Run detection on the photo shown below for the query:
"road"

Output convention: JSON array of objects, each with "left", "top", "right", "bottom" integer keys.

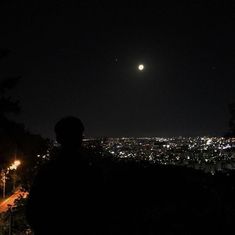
[{"left": 0, "top": 189, "right": 28, "bottom": 213}]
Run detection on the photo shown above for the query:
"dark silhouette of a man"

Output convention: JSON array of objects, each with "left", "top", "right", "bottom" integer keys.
[{"left": 26, "top": 116, "right": 104, "bottom": 234}]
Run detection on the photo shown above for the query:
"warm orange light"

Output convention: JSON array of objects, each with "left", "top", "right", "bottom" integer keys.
[
  {"left": 14, "top": 160, "right": 21, "bottom": 167},
  {"left": 9, "top": 160, "right": 21, "bottom": 170}
]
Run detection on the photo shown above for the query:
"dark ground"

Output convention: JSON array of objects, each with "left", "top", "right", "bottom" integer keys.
[
  {"left": 98, "top": 157, "right": 235, "bottom": 235},
  {"left": 8, "top": 150, "right": 235, "bottom": 235}
]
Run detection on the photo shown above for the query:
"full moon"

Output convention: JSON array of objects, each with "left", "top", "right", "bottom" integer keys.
[{"left": 138, "top": 64, "right": 144, "bottom": 71}]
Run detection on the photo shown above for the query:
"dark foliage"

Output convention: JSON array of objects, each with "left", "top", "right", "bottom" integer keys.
[{"left": 0, "top": 50, "right": 50, "bottom": 191}]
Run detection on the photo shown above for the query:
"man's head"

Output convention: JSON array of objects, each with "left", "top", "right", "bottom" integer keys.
[{"left": 54, "top": 116, "right": 84, "bottom": 149}]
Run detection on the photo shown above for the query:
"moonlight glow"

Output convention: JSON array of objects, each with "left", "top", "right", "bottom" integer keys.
[{"left": 138, "top": 64, "right": 144, "bottom": 71}]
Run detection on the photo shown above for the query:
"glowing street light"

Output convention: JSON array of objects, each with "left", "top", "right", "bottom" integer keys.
[
  {"left": 1, "top": 170, "right": 7, "bottom": 198},
  {"left": 8, "top": 160, "right": 21, "bottom": 170},
  {"left": 10, "top": 160, "right": 21, "bottom": 192},
  {"left": 1, "top": 160, "right": 22, "bottom": 198}
]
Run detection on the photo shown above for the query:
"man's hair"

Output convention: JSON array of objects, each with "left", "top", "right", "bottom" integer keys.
[{"left": 54, "top": 116, "right": 84, "bottom": 145}]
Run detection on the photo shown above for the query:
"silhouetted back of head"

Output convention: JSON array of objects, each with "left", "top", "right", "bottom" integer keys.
[{"left": 55, "top": 116, "right": 84, "bottom": 149}]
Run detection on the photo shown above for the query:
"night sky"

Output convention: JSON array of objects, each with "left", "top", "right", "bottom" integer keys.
[{"left": 0, "top": 1, "right": 234, "bottom": 138}]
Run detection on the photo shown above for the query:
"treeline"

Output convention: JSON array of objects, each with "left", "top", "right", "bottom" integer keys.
[
  {"left": 0, "top": 50, "right": 50, "bottom": 190},
  {"left": 0, "top": 50, "right": 50, "bottom": 234}
]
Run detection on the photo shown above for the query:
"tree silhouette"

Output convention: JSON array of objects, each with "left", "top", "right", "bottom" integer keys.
[
  {"left": 0, "top": 50, "right": 50, "bottom": 233},
  {"left": 0, "top": 73, "right": 23, "bottom": 165},
  {"left": 0, "top": 50, "right": 49, "bottom": 186}
]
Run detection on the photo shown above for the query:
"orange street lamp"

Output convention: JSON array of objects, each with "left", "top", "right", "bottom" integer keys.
[
  {"left": 8, "top": 160, "right": 21, "bottom": 192},
  {"left": 1, "top": 170, "right": 7, "bottom": 198},
  {"left": 9, "top": 160, "right": 21, "bottom": 171}
]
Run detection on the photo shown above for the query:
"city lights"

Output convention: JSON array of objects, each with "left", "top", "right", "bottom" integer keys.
[{"left": 84, "top": 137, "right": 235, "bottom": 174}]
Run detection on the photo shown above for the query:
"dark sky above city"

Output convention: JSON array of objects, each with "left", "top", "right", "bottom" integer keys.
[{"left": 0, "top": 1, "right": 234, "bottom": 138}]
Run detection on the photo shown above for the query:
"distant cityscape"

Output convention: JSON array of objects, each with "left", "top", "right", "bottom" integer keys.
[{"left": 83, "top": 137, "right": 235, "bottom": 174}]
